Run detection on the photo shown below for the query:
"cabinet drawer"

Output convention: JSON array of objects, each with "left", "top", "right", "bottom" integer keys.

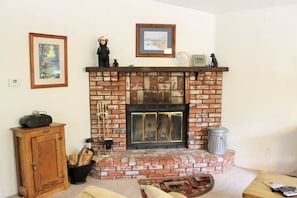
[
  {"left": 30, "top": 126, "right": 62, "bottom": 137},
  {"left": 12, "top": 123, "right": 65, "bottom": 137}
]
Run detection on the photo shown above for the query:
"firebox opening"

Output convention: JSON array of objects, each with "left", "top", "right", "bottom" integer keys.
[{"left": 126, "top": 104, "right": 188, "bottom": 150}]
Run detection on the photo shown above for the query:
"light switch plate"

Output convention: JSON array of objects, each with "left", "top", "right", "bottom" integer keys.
[{"left": 8, "top": 78, "right": 20, "bottom": 87}]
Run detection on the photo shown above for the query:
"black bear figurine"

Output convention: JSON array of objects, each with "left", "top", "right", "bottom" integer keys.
[{"left": 97, "top": 36, "right": 110, "bottom": 67}]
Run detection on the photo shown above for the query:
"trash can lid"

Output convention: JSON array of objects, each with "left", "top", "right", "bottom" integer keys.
[{"left": 208, "top": 126, "right": 228, "bottom": 134}]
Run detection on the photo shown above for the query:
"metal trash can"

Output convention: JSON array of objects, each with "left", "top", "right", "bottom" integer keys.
[{"left": 208, "top": 126, "right": 228, "bottom": 155}]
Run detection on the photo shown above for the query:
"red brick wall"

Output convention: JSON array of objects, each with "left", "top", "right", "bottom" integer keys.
[{"left": 88, "top": 71, "right": 223, "bottom": 152}]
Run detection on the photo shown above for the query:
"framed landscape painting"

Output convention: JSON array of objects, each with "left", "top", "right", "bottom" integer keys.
[
  {"left": 29, "top": 33, "right": 68, "bottom": 89},
  {"left": 136, "top": 23, "right": 176, "bottom": 58}
]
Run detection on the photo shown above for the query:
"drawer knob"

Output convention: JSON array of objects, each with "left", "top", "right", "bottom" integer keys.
[{"left": 32, "top": 162, "right": 37, "bottom": 170}]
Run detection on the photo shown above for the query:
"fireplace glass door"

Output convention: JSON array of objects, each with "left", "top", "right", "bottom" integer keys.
[
  {"left": 131, "top": 112, "right": 183, "bottom": 143},
  {"left": 126, "top": 104, "right": 188, "bottom": 149}
]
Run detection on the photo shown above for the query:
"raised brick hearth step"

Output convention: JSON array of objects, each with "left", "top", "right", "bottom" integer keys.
[{"left": 90, "top": 149, "right": 235, "bottom": 180}]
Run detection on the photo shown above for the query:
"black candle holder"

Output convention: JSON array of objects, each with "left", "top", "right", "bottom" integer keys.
[
  {"left": 104, "top": 138, "right": 113, "bottom": 150},
  {"left": 97, "top": 137, "right": 113, "bottom": 156}
]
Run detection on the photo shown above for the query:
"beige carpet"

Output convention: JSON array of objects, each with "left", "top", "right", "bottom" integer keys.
[
  {"left": 51, "top": 166, "right": 259, "bottom": 198},
  {"left": 287, "top": 170, "right": 297, "bottom": 178},
  {"left": 9, "top": 166, "right": 259, "bottom": 198}
]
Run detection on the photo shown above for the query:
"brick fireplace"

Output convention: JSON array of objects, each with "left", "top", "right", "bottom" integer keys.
[{"left": 86, "top": 66, "right": 234, "bottom": 179}]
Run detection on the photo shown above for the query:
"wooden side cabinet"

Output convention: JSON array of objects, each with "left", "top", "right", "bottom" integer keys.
[{"left": 11, "top": 123, "right": 68, "bottom": 198}]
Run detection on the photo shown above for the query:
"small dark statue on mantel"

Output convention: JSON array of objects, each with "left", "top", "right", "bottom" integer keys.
[
  {"left": 210, "top": 53, "right": 218, "bottom": 67},
  {"left": 97, "top": 36, "right": 110, "bottom": 67},
  {"left": 112, "top": 58, "right": 119, "bottom": 67}
]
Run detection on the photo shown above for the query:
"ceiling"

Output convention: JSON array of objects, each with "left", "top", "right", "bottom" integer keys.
[{"left": 154, "top": 0, "right": 297, "bottom": 14}]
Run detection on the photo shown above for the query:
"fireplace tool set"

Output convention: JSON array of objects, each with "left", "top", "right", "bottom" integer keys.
[{"left": 97, "top": 102, "right": 113, "bottom": 156}]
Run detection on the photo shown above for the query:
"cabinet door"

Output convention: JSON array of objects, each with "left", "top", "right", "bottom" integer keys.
[{"left": 31, "top": 132, "right": 65, "bottom": 192}]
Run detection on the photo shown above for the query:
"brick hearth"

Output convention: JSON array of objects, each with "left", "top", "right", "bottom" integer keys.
[
  {"left": 91, "top": 149, "right": 235, "bottom": 179},
  {"left": 86, "top": 66, "right": 232, "bottom": 179}
]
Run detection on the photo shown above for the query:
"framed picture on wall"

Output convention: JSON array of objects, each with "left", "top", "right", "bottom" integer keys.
[
  {"left": 136, "top": 23, "right": 176, "bottom": 58},
  {"left": 29, "top": 32, "right": 68, "bottom": 89}
]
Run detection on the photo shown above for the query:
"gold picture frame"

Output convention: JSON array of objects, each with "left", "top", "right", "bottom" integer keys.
[
  {"left": 136, "top": 23, "right": 176, "bottom": 58},
  {"left": 29, "top": 33, "right": 68, "bottom": 89}
]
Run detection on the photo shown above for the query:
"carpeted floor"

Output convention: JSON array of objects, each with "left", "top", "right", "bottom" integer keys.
[
  {"left": 287, "top": 170, "right": 297, "bottom": 178},
  {"left": 8, "top": 166, "right": 259, "bottom": 198}
]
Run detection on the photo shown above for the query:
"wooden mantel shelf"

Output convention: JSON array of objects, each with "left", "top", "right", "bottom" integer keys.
[{"left": 85, "top": 66, "right": 229, "bottom": 73}]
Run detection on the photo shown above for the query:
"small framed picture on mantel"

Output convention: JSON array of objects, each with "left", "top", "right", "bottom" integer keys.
[
  {"left": 192, "top": 54, "right": 206, "bottom": 67},
  {"left": 136, "top": 23, "right": 176, "bottom": 58}
]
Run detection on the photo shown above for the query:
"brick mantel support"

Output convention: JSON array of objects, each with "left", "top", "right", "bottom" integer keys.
[{"left": 86, "top": 67, "right": 228, "bottom": 152}]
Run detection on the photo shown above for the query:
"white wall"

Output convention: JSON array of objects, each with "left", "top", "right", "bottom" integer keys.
[
  {"left": 3, "top": 0, "right": 297, "bottom": 197},
  {"left": 217, "top": 4, "right": 297, "bottom": 173},
  {"left": 0, "top": 0, "right": 215, "bottom": 196}
]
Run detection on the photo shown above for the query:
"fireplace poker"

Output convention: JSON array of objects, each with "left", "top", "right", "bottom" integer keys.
[
  {"left": 96, "top": 102, "right": 102, "bottom": 139},
  {"left": 97, "top": 102, "right": 108, "bottom": 137}
]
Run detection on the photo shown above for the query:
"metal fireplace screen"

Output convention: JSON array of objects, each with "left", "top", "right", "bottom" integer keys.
[{"left": 126, "top": 104, "right": 188, "bottom": 149}]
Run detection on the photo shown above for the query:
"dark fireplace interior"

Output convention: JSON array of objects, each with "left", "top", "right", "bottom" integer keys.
[{"left": 126, "top": 104, "right": 188, "bottom": 149}]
